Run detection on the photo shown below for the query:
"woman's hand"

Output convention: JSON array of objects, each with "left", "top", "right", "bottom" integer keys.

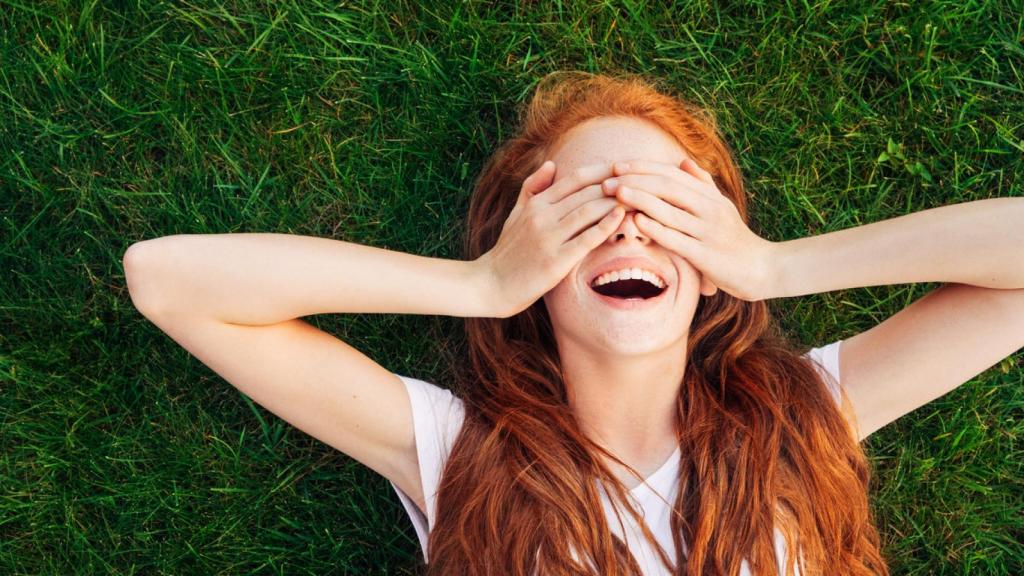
[
  {"left": 476, "top": 161, "right": 627, "bottom": 318},
  {"left": 601, "top": 158, "right": 777, "bottom": 302}
]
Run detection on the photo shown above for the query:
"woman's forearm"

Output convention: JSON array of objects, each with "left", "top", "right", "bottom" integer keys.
[
  {"left": 123, "top": 233, "right": 493, "bottom": 324},
  {"left": 765, "top": 197, "right": 1024, "bottom": 299}
]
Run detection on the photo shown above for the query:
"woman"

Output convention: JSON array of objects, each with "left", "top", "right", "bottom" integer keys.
[{"left": 123, "top": 71, "right": 1024, "bottom": 575}]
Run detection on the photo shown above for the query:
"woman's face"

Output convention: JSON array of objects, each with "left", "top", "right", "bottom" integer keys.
[{"left": 541, "top": 115, "right": 706, "bottom": 357}]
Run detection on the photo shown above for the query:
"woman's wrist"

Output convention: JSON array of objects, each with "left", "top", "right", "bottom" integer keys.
[
  {"left": 758, "top": 241, "right": 786, "bottom": 301},
  {"left": 467, "top": 253, "right": 504, "bottom": 318}
]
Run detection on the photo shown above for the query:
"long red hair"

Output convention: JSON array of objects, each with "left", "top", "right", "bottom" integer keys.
[{"left": 425, "top": 71, "right": 888, "bottom": 575}]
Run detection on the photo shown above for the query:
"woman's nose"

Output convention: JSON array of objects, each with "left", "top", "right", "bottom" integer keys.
[{"left": 608, "top": 208, "right": 650, "bottom": 244}]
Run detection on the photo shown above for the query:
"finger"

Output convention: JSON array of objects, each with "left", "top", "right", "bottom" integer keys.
[
  {"left": 552, "top": 184, "right": 607, "bottom": 222},
  {"left": 558, "top": 197, "right": 623, "bottom": 242},
  {"left": 604, "top": 173, "right": 712, "bottom": 219},
  {"left": 615, "top": 185, "right": 706, "bottom": 240},
  {"left": 680, "top": 158, "right": 716, "bottom": 186},
  {"left": 520, "top": 160, "right": 556, "bottom": 202},
  {"left": 562, "top": 205, "right": 626, "bottom": 260},
  {"left": 534, "top": 163, "right": 617, "bottom": 205},
  {"left": 633, "top": 211, "right": 703, "bottom": 261},
  {"left": 611, "top": 159, "right": 716, "bottom": 200}
]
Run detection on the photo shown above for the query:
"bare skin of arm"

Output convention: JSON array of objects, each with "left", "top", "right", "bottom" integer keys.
[
  {"left": 122, "top": 162, "right": 628, "bottom": 514},
  {"left": 764, "top": 197, "right": 1024, "bottom": 440}
]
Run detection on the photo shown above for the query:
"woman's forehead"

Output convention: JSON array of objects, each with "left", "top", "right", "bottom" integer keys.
[{"left": 547, "top": 116, "right": 689, "bottom": 180}]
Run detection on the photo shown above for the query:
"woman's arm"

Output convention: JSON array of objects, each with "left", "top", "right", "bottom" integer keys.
[
  {"left": 764, "top": 197, "right": 1024, "bottom": 299},
  {"left": 122, "top": 233, "right": 495, "bottom": 498},
  {"left": 124, "top": 233, "right": 495, "bottom": 325},
  {"left": 759, "top": 196, "right": 1024, "bottom": 439}
]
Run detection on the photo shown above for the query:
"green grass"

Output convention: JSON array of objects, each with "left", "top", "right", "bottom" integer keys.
[{"left": 1, "top": 0, "right": 1022, "bottom": 574}]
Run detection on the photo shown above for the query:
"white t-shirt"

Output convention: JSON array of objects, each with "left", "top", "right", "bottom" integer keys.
[{"left": 389, "top": 339, "right": 844, "bottom": 574}]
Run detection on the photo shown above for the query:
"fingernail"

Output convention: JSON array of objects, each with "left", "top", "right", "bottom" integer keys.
[{"left": 604, "top": 177, "right": 618, "bottom": 190}]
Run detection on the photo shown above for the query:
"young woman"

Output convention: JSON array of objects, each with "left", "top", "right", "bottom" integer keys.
[{"left": 123, "top": 71, "right": 1024, "bottom": 575}]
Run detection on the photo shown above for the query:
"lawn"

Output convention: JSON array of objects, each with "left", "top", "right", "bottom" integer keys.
[{"left": 1, "top": 1, "right": 1022, "bottom": 574}]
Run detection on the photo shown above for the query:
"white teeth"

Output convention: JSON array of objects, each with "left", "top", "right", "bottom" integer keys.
[{"left": 591, "top": 267, "right": 665, "bottom": 289}]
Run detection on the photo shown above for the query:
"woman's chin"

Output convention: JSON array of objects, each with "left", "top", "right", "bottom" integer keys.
[{"left": 582, "top": 325, "right": 677, "bottom": 356}]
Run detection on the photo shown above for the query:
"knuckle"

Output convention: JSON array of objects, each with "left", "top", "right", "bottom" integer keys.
[
  {"left": 589, "top": 198, "right": 615, "bottom": 217},
  {"left": 537, "top": 214, "right": 555, "bottom": 233},
  {"left": 524, "top": 208, "right": 544, "bottom": 230}
]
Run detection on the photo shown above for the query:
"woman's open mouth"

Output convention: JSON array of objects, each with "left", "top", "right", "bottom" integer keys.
[{"left": 589, "top": 277, "right": 669, "bottom": 309}]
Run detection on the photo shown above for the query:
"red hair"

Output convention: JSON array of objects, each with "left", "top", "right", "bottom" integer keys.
[{"left": 425, "top": 71, "right": 888, "bottom": 575}]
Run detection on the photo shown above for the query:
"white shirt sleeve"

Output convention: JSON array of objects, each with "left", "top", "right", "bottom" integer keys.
[
  {"left": 388, "top": 373, "right": 465, "bottom": 563},
  {"left": 802, "top": 339, "right": 844, "bottom": 407}
]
